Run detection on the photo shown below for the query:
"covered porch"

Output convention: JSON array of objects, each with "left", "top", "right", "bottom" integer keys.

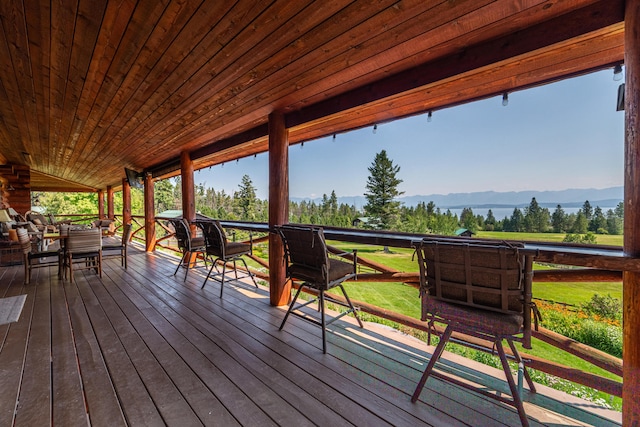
[{"left": 0, "top": 242, "right": 621, "bottom": 426}]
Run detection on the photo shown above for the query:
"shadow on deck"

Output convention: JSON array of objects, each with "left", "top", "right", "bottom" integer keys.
[{"left": 0, "top": 242, "right": 622, "bottom": 426}]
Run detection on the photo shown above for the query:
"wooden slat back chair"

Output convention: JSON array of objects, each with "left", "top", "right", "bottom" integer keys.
[
  {"left": 197, "top": 220, "right": 257, "bottom": 297},
  {"left": 64, "top": 227, "right": 102, "bottom": 282},
  {"left": 411, "top": 238, "right": 537, "bottom": 427},
  {"left": 275, "top": 224, "right": 364, "bottom": 353},
  {"left": 170, "top": 218, "right": 207, "bottom": 281},
  {"left": 102, "top": 223, "right": 132, "bottom": 269},
  {"left": 16, "top": 228, "right": 62, "bottom": 284}
]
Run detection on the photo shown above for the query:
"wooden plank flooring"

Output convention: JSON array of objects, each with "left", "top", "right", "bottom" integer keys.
[{"left": 0, "top": 243, "right": 622, "bottom": 426}]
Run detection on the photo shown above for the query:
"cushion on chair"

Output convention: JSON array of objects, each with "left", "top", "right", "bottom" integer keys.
[
  {"left": 423, "top": 296, "right": 523, "bottom": 336},
  {"left": 225, "top": 241, "right": 251, "bottom": 256},
  {"left": 289, "top": 258, "right": 354, "bottom": 290},
  {"left": 191, "top": 236, "right": 205, "bottom": 248}
]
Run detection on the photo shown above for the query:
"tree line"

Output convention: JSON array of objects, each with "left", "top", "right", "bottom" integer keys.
[{"left": 32, "top": 149, "right": 623, "bottom": 238}]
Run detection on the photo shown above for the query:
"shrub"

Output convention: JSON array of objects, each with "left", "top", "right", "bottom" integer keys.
[{"left": 580, "top": 294, "right": 622, "bottom": 322}]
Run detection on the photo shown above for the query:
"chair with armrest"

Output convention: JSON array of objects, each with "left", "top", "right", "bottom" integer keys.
[
  {"left": 411, "top": 238, "right": 538, "bottom": 427},
  {"left": 64, "top": 227, "right": 102, "bottom": 282},
  {"left": 16, "top": 228, "right": 62, "bottom": 284},
  {"left": 26, "top": 211, "right": 57, "bottom": 232},
  {"left": 102, "top": 223, "right": 132, "bottom": 268},
  {"left": 197, "top": 220, "right": 257, "bottom": 297},
  {"left": 275, "top": 224, "right": 363, "bottom": 353},
  {"left": 170, "top": 218, "right": 207, "bottom": 281}
]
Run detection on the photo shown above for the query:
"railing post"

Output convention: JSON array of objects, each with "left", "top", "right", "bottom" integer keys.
[
  {"left": 623, "top": 0, "right": 640, "bottom": 423},
  {"left": 144, "top": 172, "right": 156, "bottom": 252},
  {"left": 269, "top": 112, "right": 289, "bottom": 306}
]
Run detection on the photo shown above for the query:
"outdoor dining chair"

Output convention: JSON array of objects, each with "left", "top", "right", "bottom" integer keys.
[
  {"left": 102, "top": 223, "right": 132, "bottom": 269},
  {"left": 16, "top": 227, "right": 62, "bottom": 284},
  {"left": 170, "top": 218, "right": 207, "bottom": 281},
  {"left": 197, "top": 220, "right": 257, "bottom": 297},
  {"left": 63, "top": 227, "right": 102, "bottom": 282},
  {"left": 411, "top": 238, "right": 538, "bottom": 427},
  {"left": 275, "top": 224, "right": 363, "bottom": 353}
]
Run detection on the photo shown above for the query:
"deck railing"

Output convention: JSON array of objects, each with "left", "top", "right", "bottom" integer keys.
[{"left": 126, "top": 215, "right": 624, "bottom": 398}]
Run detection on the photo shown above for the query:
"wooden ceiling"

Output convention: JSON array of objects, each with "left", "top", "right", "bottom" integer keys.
[{"left": 0, "top": 0, "right": 625, "bottom": 192}]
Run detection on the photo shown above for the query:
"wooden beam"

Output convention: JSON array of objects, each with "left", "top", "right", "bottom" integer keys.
[
  {"left": 97, "top": 189, "right": 104, "bottom": 218},
  {"left": 268, "top": 112, "right": 289, "bottom": 306},
  {"left": 180, "top": 151, "right": 195, "bottom": 225},
  {"left": 106, "top": 186, "right": 114, "bottom": 219},
  {"left": 623, "top": 0, "right": 640, "bottom": 423},
  {"left": 122, "top": 177, "right": 131, "bottom": 226},
  {"left": 285, "top": 0, "right": 624, "bottom": 129},
  {"left": 144, "top": 173, "right": 155, "bottom": 252}
]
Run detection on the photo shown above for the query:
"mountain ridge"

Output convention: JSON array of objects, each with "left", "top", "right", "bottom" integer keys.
[{"left": 291, "top": 186, "right": 624, "bottom": 209}]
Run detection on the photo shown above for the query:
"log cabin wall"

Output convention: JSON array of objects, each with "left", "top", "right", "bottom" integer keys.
[{"left": 0, "top": 164, "right": 30, "bottom": 215}]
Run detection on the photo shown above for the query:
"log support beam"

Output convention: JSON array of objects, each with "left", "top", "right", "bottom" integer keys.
[
  {"left": 122, "top": 178, "right": 131, "bottom": 226},
  {"left": 624, "top": 0, "right": 640, "bottom": 423},
  {"left": 268, "top": 112, "right": 289, "bottom": 306},
  {"left": 144, "top": 173, "right": 155, "bottom": 252}
]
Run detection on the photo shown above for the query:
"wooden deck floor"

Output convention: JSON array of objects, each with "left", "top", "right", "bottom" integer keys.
[{"left": 0, "top": 242, "right": 622, "bottom": 426}]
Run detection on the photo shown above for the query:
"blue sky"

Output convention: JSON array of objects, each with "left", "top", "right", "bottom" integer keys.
[{"left": 194, "top": 69, "right": 625, "bottom": 201}]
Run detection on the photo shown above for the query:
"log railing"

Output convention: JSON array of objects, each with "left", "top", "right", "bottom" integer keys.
[{"left": 125, "top": 217, "right": 625, "bottom": 398}]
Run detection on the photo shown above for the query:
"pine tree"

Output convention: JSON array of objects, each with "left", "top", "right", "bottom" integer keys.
[{"left": 363, "top": 150, "right": 404, "bottom": 230}]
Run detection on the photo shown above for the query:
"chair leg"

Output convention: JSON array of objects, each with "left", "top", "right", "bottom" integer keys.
[
  {"left": 279, "top": 284, "right": 304, "bottom": 331},
  {"left": 412, "top": 325, "right": 453, "bottom": 402},
  {"left": 239, "top": 257, "right": 258, "bottom": 288},
  {"left": 319, "top": 290, "right": 327, "bottom": 354},
  {"left": 507, "top": 339, "right": 536, "bottom": 393},
  {"left": 496, "top": 340, "right": 530, "bottom": 427},
  {"left": 174, "top": 251, "right": 187, "bottom": 276},
  {"left": 337, "top": 284, "right": 363, "bottom": 328},
  {"left": 219, "top": 262, "right": 227, "bottom": 298},
  {"left": 201, "top": 260, "right": 217, "bottom": 289}
]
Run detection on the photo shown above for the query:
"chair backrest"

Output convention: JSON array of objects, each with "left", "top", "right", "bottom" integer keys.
[
  {"left": 198, "top": 221, "right": 226, "bottom": 257},
  {"left": 170, "top": 218, "right": 194, "bottom": 251},
  {"left": 16, "top": 227, "right": 32, "bottom": 254},
  {"left": 416, "top": 238, "right": 535, "bottom": 346},
  {"left": 121, "top": 223, "right": 133, "bottom": 245},
  {"left": 66, "top": 228, "right": 101, "bottom": 253},
  {"left": 276, "top": 225, "right": 329, "bottom": 280}
]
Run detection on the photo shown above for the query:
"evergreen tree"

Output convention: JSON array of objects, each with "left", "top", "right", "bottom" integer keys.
[
  {"left": 507, "top": 208, "right": 524, "bottom": 232},
  {"left": 234, "top": 174, "right": 257, "bottom": 220},
  {"left": 363, "top": 150, "right": 404, "bottom": 230},
  {"left": 484, "top": 209, "right": 496, "bottom": 231},
  {"left": 582, "top": 200, "right": 593, "bottom": 220},
  {"left": 571, "top": 210, "right": 588, "bottom": 234},
  {"left": 551, "top": 205, "right": 567, "bottom": 233},
  {"left": 589, "top": 206, "right": 607, "bottom": 233},
  {"left": 459, "top": 207, "right": 477, "bottom": 232},
  {"left": 606, "top": 209, "right": 622, "bottom": 235},
  {"left": 523, "top": 197, "right": 549, "bottom": 232}
]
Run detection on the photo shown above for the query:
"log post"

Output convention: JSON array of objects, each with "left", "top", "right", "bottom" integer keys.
[
  {"left": 107, "top": 185, "right": 114, "bottom": 220},
  {"left": 181, "top": 151, "right": 197, "bottom": 266},
  {"left": 181, "top": 151, "right": 196, "bottom": 226},
  {"left": 268, "top": 112, "right": 289, "bottom": 306},
  {"left": 144, "top": 173, "right": 156, "bottom": 252},
  {"left": 122, "top": 178, "right": 131, "bottom": 226},
  {"left": 97, "top": 189, "right": 104, "bottom": 219},
  {"left": 623, "top": 0, "right": 640, "bottom": 423}
]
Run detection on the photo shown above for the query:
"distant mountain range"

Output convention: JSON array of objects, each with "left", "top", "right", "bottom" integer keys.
[{"left": 291, "top": 186, "right": 624, "bottom": 210}]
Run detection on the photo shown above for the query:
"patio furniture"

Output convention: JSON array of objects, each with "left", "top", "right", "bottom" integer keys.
[
  {"left": 170, "top": 218, "right": 207, "bottom": 281},
  {"left": 197, "top": 220, "right": 257, "bottom": 297},
  {"left": 411, "top": 238, "right": 537, "bottom": 427},
  {"left": 275, "top": 224, "right": 363, "bottom": 353},
  {"left": 63, "top": 227, "right": 102, "bottom": 282},
  {"left": 16, "top": 227, "right": 62, "bottom": 284},
  {"left": 102, "top": 223, "right": 132, "bottom": 269}
]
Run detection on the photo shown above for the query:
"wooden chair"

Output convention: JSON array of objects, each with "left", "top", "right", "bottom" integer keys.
[
  {"left": 275, "top": 224, "right": 363, "bottom": 353},
  {"left": 63, "top": 228, "right": 102, "bottom": 282},
  {"left": 411, "top": 238, "right": 537, "bottom": 427},
  {"left": 16, "top": 228, "right": 62, "bottom": 284},
  {"left": 197, "top": 220, "right": 257, "bottom": 297},
  {"left": 170, "top": 218, "right": 207, "bottom": 281},
  {"left": 102, "top": 223, "right": 132, "bottom": 269}
]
